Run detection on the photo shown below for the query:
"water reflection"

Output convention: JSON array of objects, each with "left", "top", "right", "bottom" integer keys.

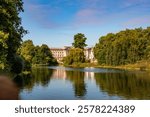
[
  {"left": 13, "top": 67, "right": 150, "bottom": 100},
  {"left": 95, "top": 72, "right": 150, "bottom": 99},
  {"left": 66, "top": 71, "right": 86, "bottom": 99},
  {"left": 32, "top": 67, "right": 53, "bottom": 87}
]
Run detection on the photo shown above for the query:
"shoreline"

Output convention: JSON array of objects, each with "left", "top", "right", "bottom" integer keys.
[{"left": 63, "top": 61, "right": 150, "bottom": 71}]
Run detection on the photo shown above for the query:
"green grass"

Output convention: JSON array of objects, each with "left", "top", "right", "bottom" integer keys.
[
  {"left": 95, "top": 60, "right": 150, "bottom": 71},
  {"left": 64, "top": 62, "right": 98, "bottom": 68},
  {"left": 63, "top": 60, "right": 150, "bottom": 71}
]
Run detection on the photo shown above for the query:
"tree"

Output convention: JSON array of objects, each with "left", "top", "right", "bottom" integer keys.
[
  {"left": 39, "top": 44, "right": 54, "bottom": 65},
  {"left": 18, "top": 40, "right": 35, "bottom": 71},
  {"left": 72, "top": 33, "right": 87, "bottom": 49},
  {"left": 32, "top": 46, "right": 41, "bottom": 64},
  {"left": 32, "top": 44, "right": 58, "bottom": 65},
  {"left": 19, "top": 40, "right": 35, "bottom": 63},
  {"left": 63, "top": 33, "right": 87, "bottom": 65},
  {"left": 0, "top": 0, "right": 27, "bottom": 70},
  {"left": 10, "top": 55, "right": 24, "bottom": 74},
  {"left": 18, "top": 40, "right": 58, "bottom": 69},
  {"left": 94, "top": 27, "right": 150, "bottom": 66},
  {"left": 0, "top": 31, "right": 9, "bottom": 68},
  {"left": 63, "top": 48, "right": 85, "bottom": 65}
]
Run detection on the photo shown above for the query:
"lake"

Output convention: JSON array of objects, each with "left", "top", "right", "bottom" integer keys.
[{"left": 13, "top": 66, "right": 150, "bottom": 100}]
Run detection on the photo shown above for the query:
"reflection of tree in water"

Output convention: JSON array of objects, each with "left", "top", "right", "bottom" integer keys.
[
  {"left": 14, "top": 67, "right": 53, "bottom": 91},
  {"left": 66, "top": 70, "right": 86, "bottom": 98},
  {"left": 32, "top": 67, "right": 53, "bottom": 86},
  {"left": 95, "top": 72, "right": 150, "bottom": 99},
  {"left": 13, "top": 73, "right": 33, "bottom": 91}
]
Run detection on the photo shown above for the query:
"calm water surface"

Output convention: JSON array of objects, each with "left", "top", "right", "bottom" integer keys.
[{"left": 13, "top": 66, "right": 150, "bottom": 100}]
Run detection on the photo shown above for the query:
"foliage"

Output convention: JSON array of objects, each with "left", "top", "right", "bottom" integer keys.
[
  {"left": 32, "top": 44, "right": 58, "bottom": 65},
  {"left": 64, "top": 33, "right": 87, "bottom": 65},
  {"left": 10, "top": 55, "right": 24, "bottom": 74},
  {"left": 72, "top": 33, "right": 87, "bottom": 49},
  {"left": 0, "top": 31, "right": 8, "bottom": 68},
  {"left": 94, "top": 27, "right": 150, "bottom": 66},
  {"left": 31, "top": 46, "right": 41, "bottom": 65},
  {"left": 63, "top": 48, "right": 85, "bottom": 65},
  {"left": 0, "top": 0, "right": 27, "bottom": 73},
  {"left": 18, "top": 40, "right": 58, "bottom": 66},
  {"left": 19, "top": 40, "right": 34, "bottom": 62}
]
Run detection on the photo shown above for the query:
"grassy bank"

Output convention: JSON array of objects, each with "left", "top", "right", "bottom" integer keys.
[
  {"left": 64, "top": 60, "right": 150, "bottom": 71},
  {"left": 104, "top": 61, "right": 150, "bottom": 71},
  {"left": 63, "top": 63, "right": 98, "bottom": 68}
]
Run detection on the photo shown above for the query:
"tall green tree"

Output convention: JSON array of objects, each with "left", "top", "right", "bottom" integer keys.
[
  {"left": 94, "top": 27, "right": 150, "bottom": 66},
  {"left": 32, "top": 44, "right": 58, "bottom": 65},
  {"left": 38, "top": 44, "right": 54, "bottom": 65},
  {"left": 72, "top": 33, "right": 87, "bottom": 49},
  {"left": 0, "top": 0, "right": 27, "bottom": 69},
  {"left": 18, "top": 40, "right": 35, "bottom": 71},
  {"left": 32, "top": 46, "right": 41, "bottom": 64},
  {"left": 19, "top": 40, "right": 35, "bottom": 63},
  {"left": 18, "top": 40, "right": 58, "bottom": 66},
  {"left": 63, "top": 48, "right": 85, "bottom": 65}
]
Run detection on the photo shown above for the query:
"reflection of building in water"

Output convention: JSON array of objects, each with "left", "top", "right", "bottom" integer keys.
[
  {"left": 51, "top": 69, "right": 67, "bottom": 80},
  {"left": 84, "top": 72, "right": 95, "bottom": 80},
  {"left": 50, "top": 46, "right": 95, "bottom": 63},
  {"left": 51, "top": 69, "right": 95, "bottom": 81}
]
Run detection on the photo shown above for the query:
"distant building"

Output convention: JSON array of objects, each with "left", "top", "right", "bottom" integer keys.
[
  {"left": 84, "top": 47, "right": 94, "bottom": 62},
  {"left": 50, "top": 46, "right": 95, "bottom": 63},
  {"left": 50, "top": 46, "right": 70, "bottom": 62}
]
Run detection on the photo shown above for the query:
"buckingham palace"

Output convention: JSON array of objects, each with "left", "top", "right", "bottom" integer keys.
[{"left": 50, "top": 46, "right": 95, "bottom": 63}]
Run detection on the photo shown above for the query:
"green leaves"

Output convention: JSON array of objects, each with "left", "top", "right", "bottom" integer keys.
[
  {"left": 72, "top": 33, "right": 87, "bottom": 49},
  {"left": 0, "top": 0, "right": 27, "bottom": 71},
  {"left": 64, "top": 33, "right": 87, "bottom": 65},
  {"left": 94, "top": 27, "right": 150, "bottom": 66},
  {"left": 63, "top": 48, "right": 85, "bottom": 65},
  {"left": 0, "top": 31, "right": 8, "bottom": 48},
  {"left": 19, "top": 40, "right": 58, "bottom": 66},
  {"left": 19, "top": 40, "right": 35, "bottom": 62},
  {"left": 0, "top": 31, "right": 8, "bottom": 68}
]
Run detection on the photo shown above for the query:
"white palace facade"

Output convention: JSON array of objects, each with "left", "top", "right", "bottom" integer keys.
[{"left": 50, "top": 46, "right": 95, "bottom": 63}]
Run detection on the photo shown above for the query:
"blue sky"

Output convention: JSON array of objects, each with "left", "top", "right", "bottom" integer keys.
[{"left": 21, "top": 0, "right": 150, "bottom": 47}]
